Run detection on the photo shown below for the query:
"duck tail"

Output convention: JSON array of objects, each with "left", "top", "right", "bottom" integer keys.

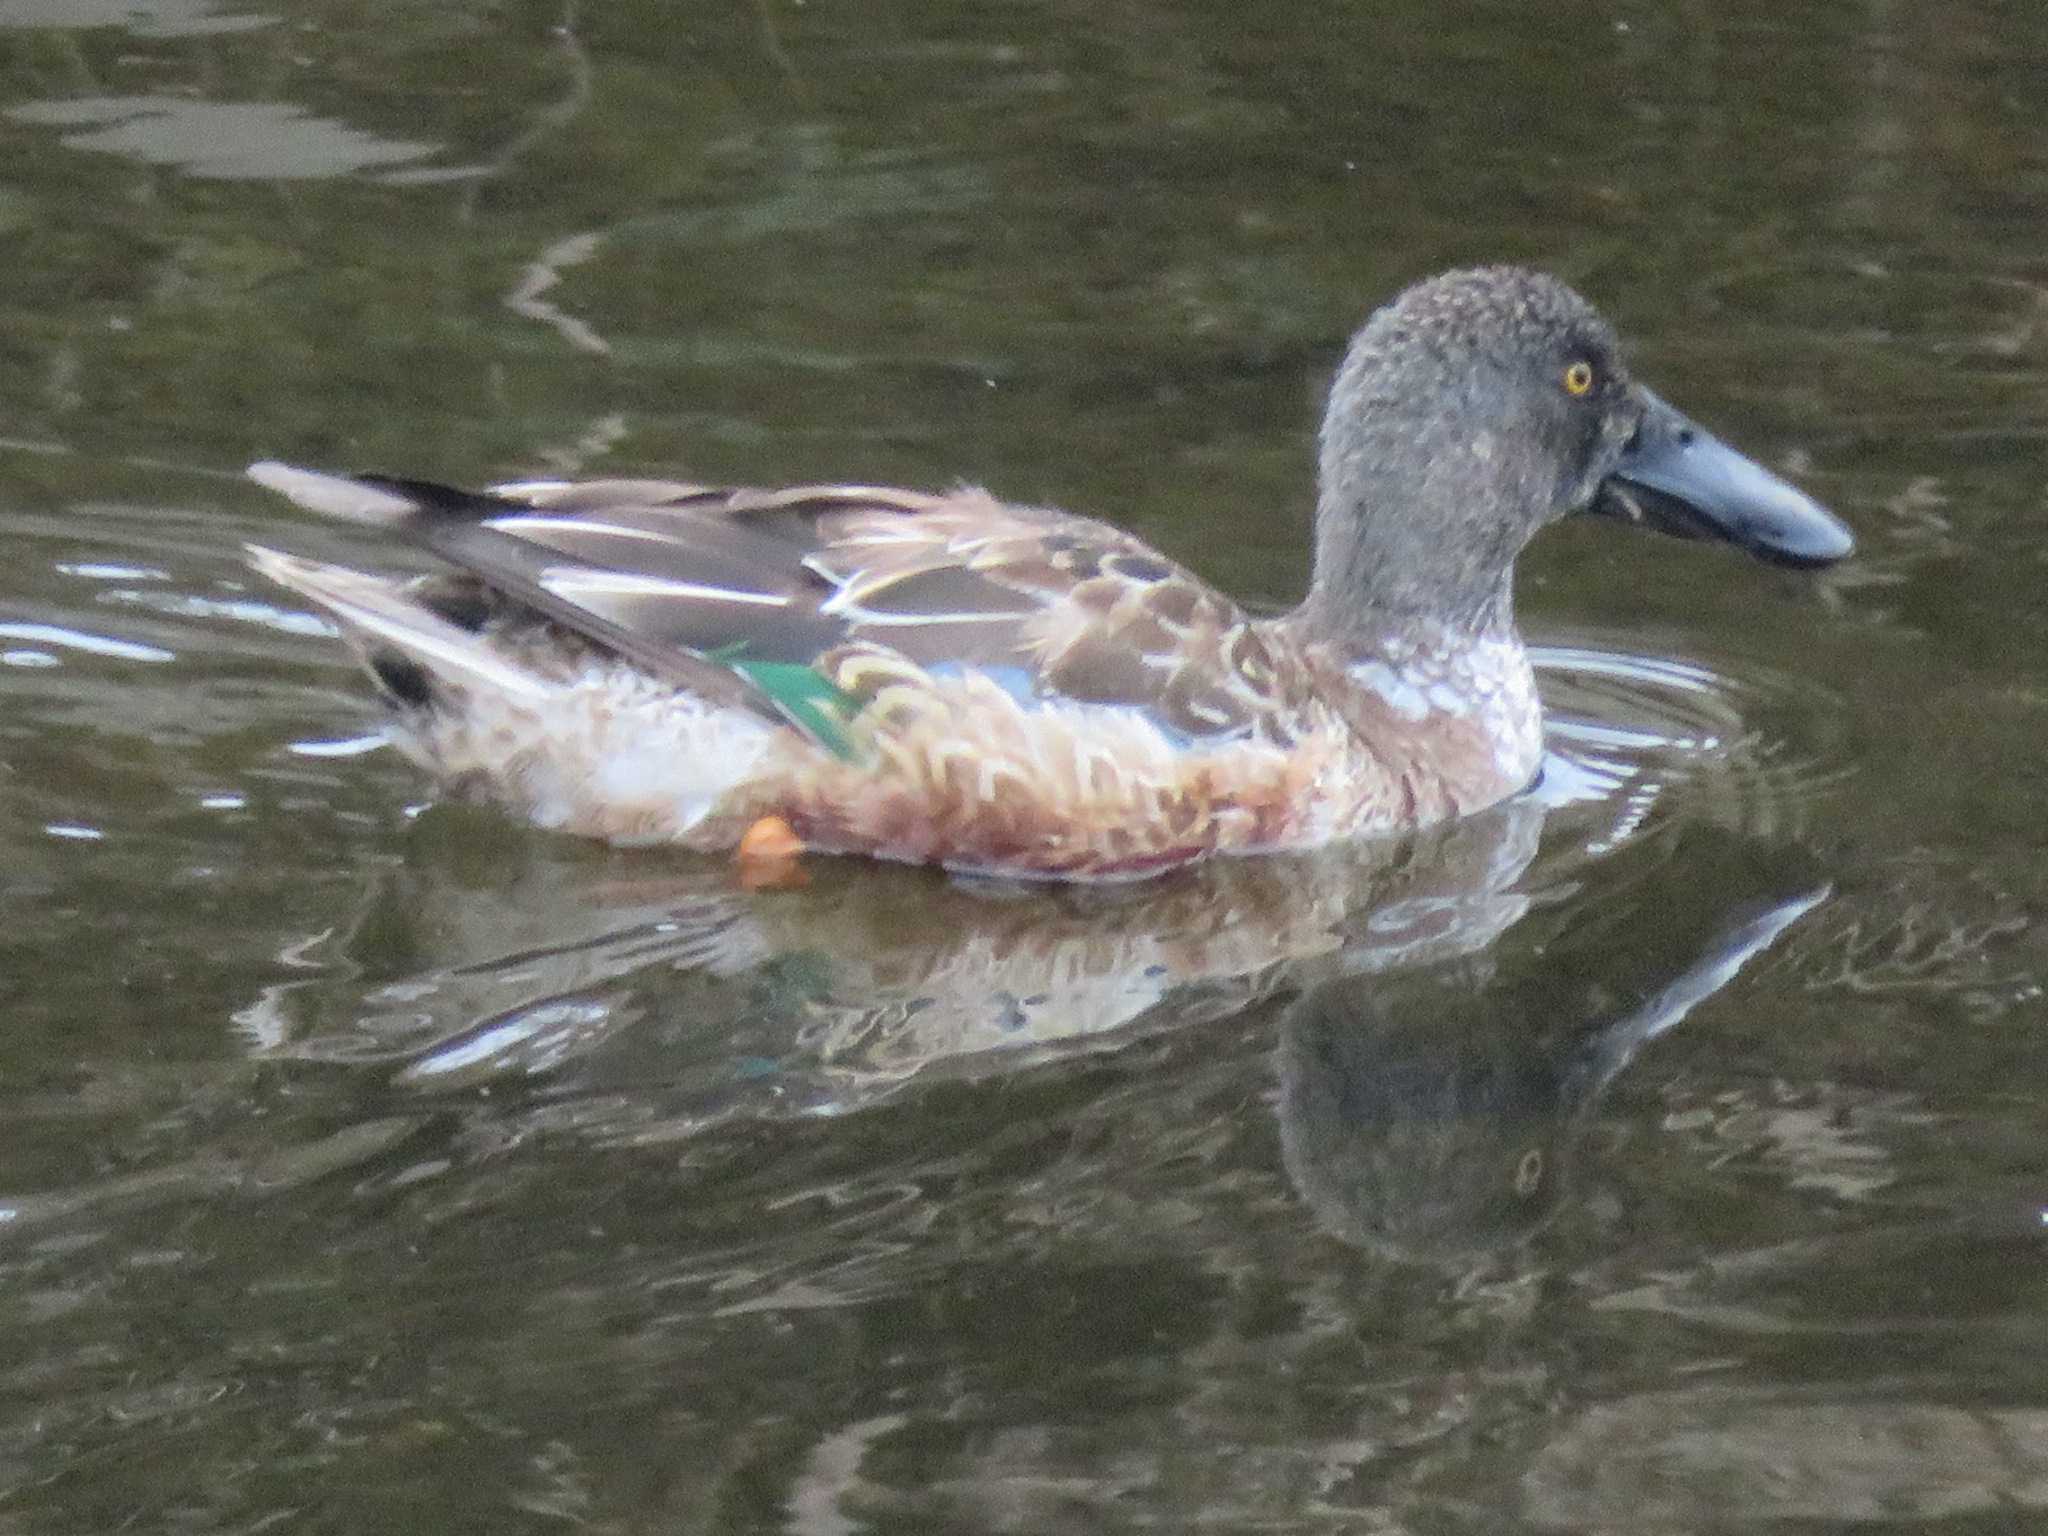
[
  {"left": 247, "top": 461, "right": 517, "bottom": 530},
  {"left": 246, "top": 462, "right": 429, "bottom": 525},
  {"left": 245, "top": 544, "right": 555, "bottom": 708}
]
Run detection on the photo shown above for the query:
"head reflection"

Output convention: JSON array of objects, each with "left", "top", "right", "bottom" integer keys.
[{"left": 1277, "top": 880, "right": 1828, "bottom": 1263}]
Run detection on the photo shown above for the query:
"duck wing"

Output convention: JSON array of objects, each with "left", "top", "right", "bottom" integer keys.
[{"left": 248, "top": 464, "right": 1294, "bottom": 746}]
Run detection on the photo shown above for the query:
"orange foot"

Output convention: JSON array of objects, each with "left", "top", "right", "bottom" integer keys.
[{"left": 736, "top": 814, "right": 808, "bottom": 890}]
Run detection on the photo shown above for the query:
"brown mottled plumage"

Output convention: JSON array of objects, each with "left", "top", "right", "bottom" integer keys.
[{"left": 246, "top": 267, "right": 1852, "bottom": 879}]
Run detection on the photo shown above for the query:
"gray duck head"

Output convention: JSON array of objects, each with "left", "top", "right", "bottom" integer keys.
[{"left": 1304, "top": 266, "right": 1853, "bottom": 641}]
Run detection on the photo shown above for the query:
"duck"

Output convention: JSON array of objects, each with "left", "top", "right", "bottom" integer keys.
[{"left": 245, "top": 265, "right": 1853, "bottom": 881}]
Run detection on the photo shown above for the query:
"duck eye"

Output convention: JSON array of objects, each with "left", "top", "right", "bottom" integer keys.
[{"left": 1563, "top": 360, "right": 1595, "bottom": 397}]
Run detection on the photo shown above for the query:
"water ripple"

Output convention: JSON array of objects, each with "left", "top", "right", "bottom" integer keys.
[
  {"left": 1535, "top": 631, "right": 1854, "bottom": 844},
  {"left": 0, "top": 621, "right": 174, "bottom": 663}
]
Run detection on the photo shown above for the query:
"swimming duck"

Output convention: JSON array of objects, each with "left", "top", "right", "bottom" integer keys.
[{"left": 246, "top": 266, "right": 1852, "bottom": 880}]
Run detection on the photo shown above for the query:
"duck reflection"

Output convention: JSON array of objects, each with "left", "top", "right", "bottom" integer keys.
[
  {"left": 1277, "top": 867, "right": 1828, "bottom": 1261},
  {"left": 240, "top": 748, "right": 1828, "bottom": 1172},
  {"left": 245, "top": 790, "right": 1551, "bottom": 1099}
]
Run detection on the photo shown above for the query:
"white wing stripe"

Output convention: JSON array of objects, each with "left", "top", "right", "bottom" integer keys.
[
  {"left": 486, "top": 516, "right": 687, "bottom": 545},
  {"left": 541, "top": 569, "right": 790, "bottom": 606},
  {"left": 822, "top": 603, "right": 1024, "bottom": 627}
]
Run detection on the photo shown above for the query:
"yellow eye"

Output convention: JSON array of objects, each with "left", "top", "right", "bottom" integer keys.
[{"left": 1563, "top": 360, "right": 1595, "bottom": 397}]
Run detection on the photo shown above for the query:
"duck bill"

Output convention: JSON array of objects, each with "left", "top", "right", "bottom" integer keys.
[{"left": 1590, "top": 389, "right": 1854, "bottom": 568}]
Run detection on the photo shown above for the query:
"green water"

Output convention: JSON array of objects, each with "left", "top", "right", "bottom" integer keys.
[{"left": 4, "top": 0, "right": 2048, "bottom": 1529}]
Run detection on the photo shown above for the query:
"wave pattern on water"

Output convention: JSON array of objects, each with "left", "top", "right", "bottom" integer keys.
[{"left": 1534, "top": 632, "right": 1855, "bottom": 848}]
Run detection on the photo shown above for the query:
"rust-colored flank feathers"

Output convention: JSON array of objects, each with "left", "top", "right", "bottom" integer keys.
[{"left": 244, "top": 267, "right": 1850, "bottom": 880}]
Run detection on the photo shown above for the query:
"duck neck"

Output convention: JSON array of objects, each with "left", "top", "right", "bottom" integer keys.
[
  {"left": 1303, "top": 366, "right": 1540, "bottom": 651},
  {"left": 1292, "top": 502, "right": 1522, "bottom": 665},
  {"left": 1285, "top": 502, "right": 1542, "bottom": 792},
  {"left": 1296, "top": 326, "right": 1545, "bottom": 729},
  {"left": 1290, "top": 578, "right": 1531, "bottom": 720}
]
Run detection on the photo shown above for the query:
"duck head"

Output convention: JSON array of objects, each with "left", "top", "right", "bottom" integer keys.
[{"left": 1306, "top": 266, "right": 1853, "bottom": 639}]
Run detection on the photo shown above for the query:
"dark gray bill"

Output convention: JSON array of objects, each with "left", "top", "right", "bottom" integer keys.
[{"left": 1591, "top": 389, "right": 1854, "bottom": 568}]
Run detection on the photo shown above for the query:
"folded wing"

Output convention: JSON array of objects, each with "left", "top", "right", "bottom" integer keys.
[{"left": 249, "top": 464, "right": 1297, "bottom": 746}]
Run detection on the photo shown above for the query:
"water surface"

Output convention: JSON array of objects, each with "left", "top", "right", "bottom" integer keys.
[{"left": 4, "top": 1, "right": 2048, "bottom": 1530}]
